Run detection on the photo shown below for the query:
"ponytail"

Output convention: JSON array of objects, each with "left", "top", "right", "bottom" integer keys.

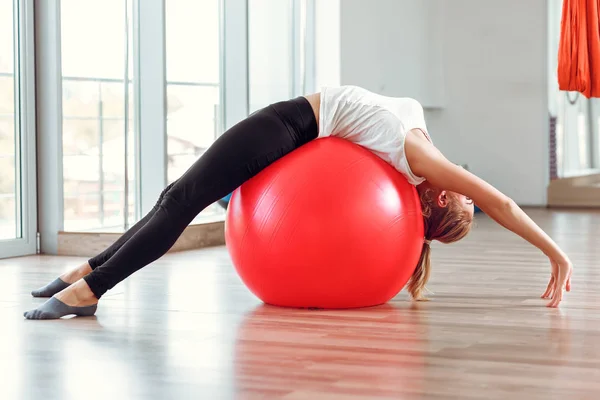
[
  {"left": 410, "top": 186, "right": 474, "bottom": 302},
  {"left": 407, "top": 241, "right": 432, "bottom": 301}
]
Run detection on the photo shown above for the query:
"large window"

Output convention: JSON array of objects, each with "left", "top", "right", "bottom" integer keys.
[
  {"left": 35, "top": 0, "right": 318, "bottom": 248},
  {"left": 549, "top": 0, "right": 600, "bottom": 177},
  {"left": 0, "top": 0, "right": 16, "bottom": 240},
  {"left": 165, "top": 0, "right": 223, "bottom": 220},
  {"left": 553, "top": 94, "right": 597, "bottom": 175},
  {"left": 0, "top": 0, "right": 36, "bottom": 258},
  {"left": 61, "top": 0, "right": 136, "bottom": 231}
]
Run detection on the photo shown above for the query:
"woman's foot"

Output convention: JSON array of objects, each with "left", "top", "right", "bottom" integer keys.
[
  {"left": 31, "top": 263, "right": 93, "bottom": 297},
  {"left": 24, "top": 279, "right": 99, "bottom": 320}
]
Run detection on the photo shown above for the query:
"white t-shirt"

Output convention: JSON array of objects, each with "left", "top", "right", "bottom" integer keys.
[{"left": 318, "top": 85, "right": 431, "bottom": 185}]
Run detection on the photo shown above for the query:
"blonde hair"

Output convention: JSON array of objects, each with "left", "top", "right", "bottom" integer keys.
[{"left": 407, "top": 189, "right": 473, "bottom": 300}]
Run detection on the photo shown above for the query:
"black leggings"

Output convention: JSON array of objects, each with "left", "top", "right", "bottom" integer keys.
[{"left": 84, "top": 97, "right": 318, "bottom": 299}]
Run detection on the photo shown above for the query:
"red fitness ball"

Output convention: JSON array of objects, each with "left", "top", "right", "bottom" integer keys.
[{"left": 225, "top": 137, "right": 424, "bottom": 309}]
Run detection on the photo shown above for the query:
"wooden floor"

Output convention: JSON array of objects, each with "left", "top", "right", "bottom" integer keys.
[{"left": 1, "top": 208, "right": 600, "bottom": 400}]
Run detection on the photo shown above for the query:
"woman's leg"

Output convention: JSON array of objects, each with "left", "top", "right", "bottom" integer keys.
[
  {"left": 24, "top": 97, "right": 318, "bottom": 319},
  {"left": 87, "top": 180, "right": 179, "bottom": 269},
  {"left": 31, "top": 181, "right": 178, "bottom": 298}
]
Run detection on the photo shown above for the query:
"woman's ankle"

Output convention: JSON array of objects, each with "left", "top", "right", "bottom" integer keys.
[
  {"left": 54, "top": 279, "right": 99, "bottom": 306},
  {"left": 60, "top": 263, "right": 93, "bottom": 284}
]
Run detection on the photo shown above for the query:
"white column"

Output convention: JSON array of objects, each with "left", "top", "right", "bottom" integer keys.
[
  {"left": 35, "top": 0, "right": 63, "bottom": 254},
  {"left": 303, "top": 0, "right": 316, "bottom": 94},
  {"left": 315, "top": 0, "right": 340, "bottom": 89},
  {"left": 137, "top": 0, "right": 168, "bottom": 215},
  {"left": 222, "top": 0, "right": 249, "bottom": 130}
]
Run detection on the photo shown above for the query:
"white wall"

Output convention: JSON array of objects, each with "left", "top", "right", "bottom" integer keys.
[
  {"left": 340, "top": 0, "right": 444, "bottom": 108},
  {"left": 338, "top": 0, "right": 549, "bottom": 205}
]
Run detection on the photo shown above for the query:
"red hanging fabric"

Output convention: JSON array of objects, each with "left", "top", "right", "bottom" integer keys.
[{"left": 557, "top": 0, "right": 600, "bottom": 98}]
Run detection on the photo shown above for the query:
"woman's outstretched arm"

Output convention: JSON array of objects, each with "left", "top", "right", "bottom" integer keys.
[{"left": 405, "top": 130, "right": 573, "bottom": 308}]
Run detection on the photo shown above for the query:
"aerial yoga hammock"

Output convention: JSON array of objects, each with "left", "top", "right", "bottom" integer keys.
[{"left": 558, "top": 0, "right": 600, "bottom": 98}]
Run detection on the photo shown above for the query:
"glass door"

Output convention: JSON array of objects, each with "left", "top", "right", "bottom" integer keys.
[{"left": 0, "top": 0, "right": 37, "bottom": 258}]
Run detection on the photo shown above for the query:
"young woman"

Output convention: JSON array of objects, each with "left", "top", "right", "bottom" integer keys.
[{"left": 25, "top": 85, "right": 573, "bottom": 319}]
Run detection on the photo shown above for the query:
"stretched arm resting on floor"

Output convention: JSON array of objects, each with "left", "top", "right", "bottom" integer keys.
[{"left": 405, "top": 129, "right": 573, "bottom": 308}]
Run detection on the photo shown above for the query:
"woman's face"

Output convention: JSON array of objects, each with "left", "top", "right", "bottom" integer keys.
[{"left": 438, "top": 190, "right": 475, "bottom": 218}]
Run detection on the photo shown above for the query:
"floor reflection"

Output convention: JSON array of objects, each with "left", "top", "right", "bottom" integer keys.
[
  {"left": 5, "top": 204, "right": 600, "bottom": 400},
  {"left": 233, "top": 303, "right": 427, "bottom": 398}
]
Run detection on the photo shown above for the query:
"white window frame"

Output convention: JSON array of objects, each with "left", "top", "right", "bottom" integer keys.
[
  {"left": 590, "top": 99, "right": 600, "bottom": 169},
  {"left": 35, "top": 0, "right": 316, "bottom": 254},
  {"left": 1, "top": 0, "right": 37, "bottom": 258}
]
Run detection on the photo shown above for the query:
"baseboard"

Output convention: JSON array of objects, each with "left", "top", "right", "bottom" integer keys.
[
  {"left": 57, "top": 221, "right": 225, "bottom": 257},
  {"left": 547, "top": 173, "right": 600, "bottom": 208}
]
